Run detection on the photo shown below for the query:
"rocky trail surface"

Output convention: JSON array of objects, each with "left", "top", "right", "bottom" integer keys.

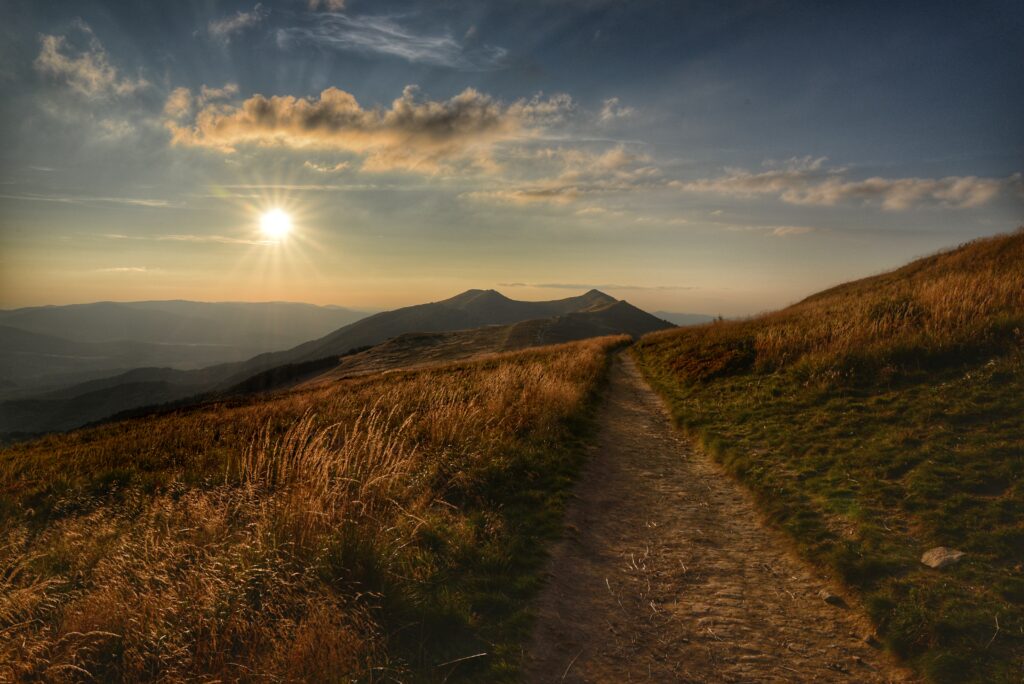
[{"left": 524, "top": 353, "right": 911, "bottom": 683}]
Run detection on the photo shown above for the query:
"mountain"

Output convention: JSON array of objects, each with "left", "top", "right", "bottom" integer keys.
[
  {"left": 0, "top": 301, "right": 367, "bottom": 397},
  {"left": 0, "top": 290, "right": 670, "bottom": 439},
  {"left": 653, "top": 311, "right": 716, "bottom": 326}
]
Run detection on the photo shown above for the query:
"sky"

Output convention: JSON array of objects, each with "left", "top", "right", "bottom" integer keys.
[{"left": 0, "top": 0, "right": 1021, "bottom": 316}]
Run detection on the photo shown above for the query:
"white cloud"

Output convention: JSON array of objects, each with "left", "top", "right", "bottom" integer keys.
[
  {"left": 276, "top": 13, "right": 508, "bottom": 70},
  {"left": 208, "top": 4, "right": 268, "bottom": 41},
  {"left": 598, "top": 97, "right": 636, "bottom": 123},
  {"left": 35, "top": 20, "right": 148, "bottom": 97}
]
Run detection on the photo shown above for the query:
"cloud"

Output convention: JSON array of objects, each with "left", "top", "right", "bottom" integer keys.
[
  {"left": 35, "top": 20, "right": 148, "bottom": 97},
  {"left": 208, "top": 4, "right": 268, "bottom": 41},
  {"left": 770, "top": 225, "right": 817, "bottom": 237},
  {"left": 304, "top": 160, "right": 351, "bottom": 173},
  {"left": 1, "top": 192, "right": 172, "bottom": 207},
  {"left": 163, "top": 87, "right": 193, "bottom": 119},
  {"left": 672, "top": 157, "right": 1016, "bottom": 210},
  {"left": 199, "top": 83, "right": 239, "bottom": 101},
  {"left": 96, "top": 266, "right": 150, "bottom": 273},
  {"left": 308, "top": 0, "right": 346, "bottom": 9},
  {"left": 464, "top": 145, "right": 660, "bottom": 205},
  {"left": 166, "top": 84, "right": 574, "bottom": 173},
  {"left": 276, "top": 13, "right": 507, "bottom": 70},
  {"left": 498, "top": 282, "right": 696, "bottom": 291},
  {"left": 103, "top": 232, "right": 272, "bottom": 246},
  {"left": 598, "top": 97, "right": 636, "bottom": 123}
]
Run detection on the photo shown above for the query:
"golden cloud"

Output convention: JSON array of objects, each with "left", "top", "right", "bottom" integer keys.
[{"left": 165, "top": 85, "right": 573, "bottom": 173}]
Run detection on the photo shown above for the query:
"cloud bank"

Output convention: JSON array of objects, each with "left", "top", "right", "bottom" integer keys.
[
  {"left": 673, "top": 157, "right": 1015, "bottom": 210},
  {"left": 166, "top": 85, "right": 574, "bottom": 173}
]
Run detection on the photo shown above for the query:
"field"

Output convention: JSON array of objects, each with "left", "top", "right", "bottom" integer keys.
[
  {"left": 0, "top": 336, "right": 626, "bottom": 681},
  {"left": 634, "top": 230, "right": 1024, "bottom": 682}
]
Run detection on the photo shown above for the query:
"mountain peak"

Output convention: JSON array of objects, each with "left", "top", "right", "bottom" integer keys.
[{"left": 442, "top": 289, "right": 512, "bottom": 308}]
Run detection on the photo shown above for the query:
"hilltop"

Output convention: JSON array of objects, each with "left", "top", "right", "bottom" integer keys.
[{"left": 634, "top": 229, "right": 1024, "bottom": 682}]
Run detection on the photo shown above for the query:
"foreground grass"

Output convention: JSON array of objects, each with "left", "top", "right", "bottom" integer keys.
[
  {"left": 635, "top": 230, "right": 1023, "bottom": 683},
  {"left": 0, "top": 335, "right": 626, "bottom": 681}
]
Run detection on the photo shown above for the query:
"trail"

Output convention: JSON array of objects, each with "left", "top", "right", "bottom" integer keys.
[{"left": 524, "top": 353, "right": 909, "bottom": 683}]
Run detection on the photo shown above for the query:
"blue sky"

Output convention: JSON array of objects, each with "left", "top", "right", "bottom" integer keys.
[{"left": 1, "top": 0, "right": 1021, "bottom": 314}]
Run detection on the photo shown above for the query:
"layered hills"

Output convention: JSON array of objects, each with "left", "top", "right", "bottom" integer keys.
[
  {"left": 0, "top": 300, "right": 367, "bottom": 397},
  {"left": 0, "top": 289, "right": 671, "bottom": 437}
]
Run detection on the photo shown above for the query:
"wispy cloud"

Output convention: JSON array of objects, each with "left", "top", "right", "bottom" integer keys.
[
  {"left": 0, "top": 192, "right": 172, "bottom": 207},
  {"left": 770, "top": 225, "right": 817, "bottom": 237},
  {"left": 308, "top": 0, "right": 346, "bottom": 10},
  {"left": 672, "top": 157, "right": 1018, "bottom": 210},
  {"left": 276, "top": 13, "right": 508, "bottom": 70},
  {"left": 464, "top": 145, "right": 660, "bottom": 205},
  {"left": 103, "top": 232, "right": 273, "bottom": 246},
  {"left": 96, "top": 266, "right": 151, "bottom": 273},
  {"left": 35, "top": 19, "right": 148, "bottom": 97},
  {"left": 166, "top": 84, "right": 572, "bottom": 173},
  {"left": 208, "top": 4, "right": 268, "bottom": 42},
  {"left": 304, "top": 160, "right": 351, "bottom": 174},
  {"left": 498, "top": 282, "right": 696, "bottom": 291},
  {"left": 598, "top": 97, "right": 636, "bottom": 123}
]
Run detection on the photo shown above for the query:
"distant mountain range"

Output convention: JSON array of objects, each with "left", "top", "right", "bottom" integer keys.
[
  {"left": 0, "top": 290, "right": 672, "bottom": 438},
  {"left": 0, "top": 301, "right": 367, "bottom": 397}
]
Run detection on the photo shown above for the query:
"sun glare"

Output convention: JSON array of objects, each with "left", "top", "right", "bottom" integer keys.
[{"left": 260, "top": 209, "right": 292, "bottom": 240}]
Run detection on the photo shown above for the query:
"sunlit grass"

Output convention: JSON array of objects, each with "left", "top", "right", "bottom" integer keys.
[{"left": 0, "top": 335, "right": 626, "bottom": 681}]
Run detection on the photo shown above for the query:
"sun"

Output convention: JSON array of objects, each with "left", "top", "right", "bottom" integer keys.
[{"left": 259, "top": 209, "right": 292, "bottom": 240}]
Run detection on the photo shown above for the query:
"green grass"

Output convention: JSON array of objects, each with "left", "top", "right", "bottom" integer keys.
[{"left": 633, "top": 231, "right": 1024, "bottom": 683}]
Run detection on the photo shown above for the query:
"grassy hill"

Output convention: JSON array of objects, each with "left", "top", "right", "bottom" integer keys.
[
  {"left": 0, "top": 336, "right": 627, "bottom": 681},
  {"left": 634, "top": 229, "right": 1024, "bottom": 682}
]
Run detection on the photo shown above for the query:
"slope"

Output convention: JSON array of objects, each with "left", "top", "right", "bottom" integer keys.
[{"left": 633, "top": 229, "right": 1024, "bottom": 682}]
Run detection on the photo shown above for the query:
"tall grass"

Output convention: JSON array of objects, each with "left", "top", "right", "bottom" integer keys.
[
  {"left": 0, "top": 335, "right": 625, "bottom": 681},
  {"left": 642, "top": 229, "right": 1024, "bottom": 384}
]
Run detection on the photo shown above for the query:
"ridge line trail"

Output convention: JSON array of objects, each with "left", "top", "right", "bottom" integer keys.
[{"left": 524, "top": 352, "right": 910, "bottom": 683}]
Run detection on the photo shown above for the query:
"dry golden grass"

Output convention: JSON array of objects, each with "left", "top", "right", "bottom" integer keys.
[
  {"left": 0, "top": 336, "right": 625, "bottom": 682},
  {"left": 642, "top": 229, "right": 1024, "bottom": 383}
]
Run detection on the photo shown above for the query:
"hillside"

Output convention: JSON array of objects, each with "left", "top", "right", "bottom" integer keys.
[
  {"left": 0, "top": 301, "right": 367, "bottom": 397},
  {"left": 0, "top": 336, "right": 627, "bottom": 681},
  {"left": 633, "top": 230, "right": 1024, "bottom": 682},
  {"left": 0, "top": 290, "right": 671, "bottom": 439}
]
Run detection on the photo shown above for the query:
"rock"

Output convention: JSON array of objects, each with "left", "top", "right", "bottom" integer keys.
[
  {"left": 818, "top": 589, "right": 845, "bottom": 607},
  {"left": 862, "top": 633, "right": 882, "bottom": 648},
  {"left": 921, "top": 547, "right": 965, "bottom": 569}
]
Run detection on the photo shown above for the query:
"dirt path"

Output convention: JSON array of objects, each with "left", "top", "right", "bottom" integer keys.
[{"left": 523, "top": 353, "right": 909, "bottom": 683}]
